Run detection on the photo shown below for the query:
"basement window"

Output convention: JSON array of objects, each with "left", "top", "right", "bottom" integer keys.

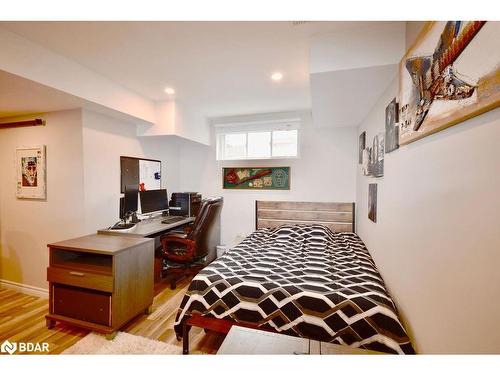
[{"left": 216, "top": 121, "right": 300, "bottom": 161}]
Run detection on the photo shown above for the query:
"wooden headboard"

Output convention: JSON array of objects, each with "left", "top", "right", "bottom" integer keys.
[{"left": 255, "top": 201, "right": 355, "bottom": 232}]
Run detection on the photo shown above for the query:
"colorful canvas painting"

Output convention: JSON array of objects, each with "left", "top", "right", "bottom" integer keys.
[
  {"left": 385, "top": 98, "right": 399, "bottom": 153},
  {"left": 16, "top": 145, "right": 46, "bottom": 199},
  {"left": 399, "top": 21, "right": 500, "bottom": 145},
  {"left": 223, "top": 167, "right": 290, "bottom": 190}
]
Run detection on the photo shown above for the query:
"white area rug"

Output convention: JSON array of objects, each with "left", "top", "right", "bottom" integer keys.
[{"left": 62, "top": 332, "right": 181, "bottom": 355}]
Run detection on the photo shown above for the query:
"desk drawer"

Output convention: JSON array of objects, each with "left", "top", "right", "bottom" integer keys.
[
  {"left": 52, "top": 284, "right": 112, "bottom": 327},
  {"left": 47, "top": 267, "right": 113, "bottom": 293}
]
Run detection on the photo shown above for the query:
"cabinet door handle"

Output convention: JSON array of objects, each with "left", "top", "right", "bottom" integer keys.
[{"left": 69, "top": 271, "right": 85, "bottom": 277}]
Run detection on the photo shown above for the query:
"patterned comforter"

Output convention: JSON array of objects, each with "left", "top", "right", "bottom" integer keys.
[{"left": 174, "top": 224, "right": 414, "bottom": 354}]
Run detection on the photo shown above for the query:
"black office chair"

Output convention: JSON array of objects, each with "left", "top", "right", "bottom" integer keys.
[{"left": 160, "top": 197, "right": 223, "bottom": 289}]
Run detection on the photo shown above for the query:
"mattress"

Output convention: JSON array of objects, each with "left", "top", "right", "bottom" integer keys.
[{"left": 174, "top": 224, "right": 415, "bottom": 354}]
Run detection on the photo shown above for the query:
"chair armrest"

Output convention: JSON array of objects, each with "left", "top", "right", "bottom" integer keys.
[{"left": 162, "top": 232, "right": 188, "bottom": 239}]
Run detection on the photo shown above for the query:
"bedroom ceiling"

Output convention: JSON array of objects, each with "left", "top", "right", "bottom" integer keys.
[
  {"left": 0, "top": 70, "right": 145, "bottom": 126},
  {"left": 0, "top": 70, "right": 83, "bottom": 118},
  {"left": 0, "top": 21, "right": 406, "bottom": 129},
  {"left": 0, "top": 22, "right": 353, "bottom": 105}
]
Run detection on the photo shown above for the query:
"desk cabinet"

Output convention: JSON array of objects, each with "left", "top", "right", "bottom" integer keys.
[{"left": 46, "top": 234, "right": 154, "bottom": 338}]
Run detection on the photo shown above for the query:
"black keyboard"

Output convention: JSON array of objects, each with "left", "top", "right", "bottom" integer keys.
[{"left": 161, "top": 216, "right": 186, "bottom": 225}]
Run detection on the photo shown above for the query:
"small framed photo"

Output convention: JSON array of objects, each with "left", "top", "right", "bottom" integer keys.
[
  {"left": 385, "top": 98, "right": 399, "bottom": 153},
  {"left": 368, "top": 183, "right": 377, "bottom": 223},
  {"left": 16, "top": 145, "right": 46, "bottom": 199},
  {"left": 358, "top": 131, "right": 366, "bottom": 164}
]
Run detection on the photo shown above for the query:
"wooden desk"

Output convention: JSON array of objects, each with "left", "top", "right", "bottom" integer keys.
[
  {"left": 46, "top": 234, "right": 154, "bottom": 338},
  {"left": 217, "top": 326, "right": 383, "bottom": 355},
  {"left": 98, "top": 216, "right": 194, "bottom": 282},
  {"left": 97, "top": 216, "right": 194, "bottom": 238}
]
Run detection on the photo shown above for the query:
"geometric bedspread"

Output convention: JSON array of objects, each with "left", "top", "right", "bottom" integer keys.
[{"left": 174, "top": 224, "right": 415, "bottom": 354}]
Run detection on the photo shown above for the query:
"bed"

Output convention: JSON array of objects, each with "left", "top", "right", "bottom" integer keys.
[{"left": 174, "top": 201, "right": 414, "bottom": 354}]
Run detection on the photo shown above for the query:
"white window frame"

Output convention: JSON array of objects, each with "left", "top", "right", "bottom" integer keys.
[{"left": 216, "top": 120, "right": 301, "bottom": 161}]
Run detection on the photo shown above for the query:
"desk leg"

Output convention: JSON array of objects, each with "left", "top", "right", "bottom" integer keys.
[
  {"left": 46, "top": 317, "right": 55, "bottom": 329},
  {"left": 183, "top": 321, "right": 190, "bottom": 355}
]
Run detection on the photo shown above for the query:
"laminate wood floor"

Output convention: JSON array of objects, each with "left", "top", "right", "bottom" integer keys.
[{"left": 0, "top": 279, "right": 225, "bottom": 355}]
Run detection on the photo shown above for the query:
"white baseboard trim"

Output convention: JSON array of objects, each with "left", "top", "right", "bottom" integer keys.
[{"left": 0, "top": 279, "right": 49, "bottom": 299}]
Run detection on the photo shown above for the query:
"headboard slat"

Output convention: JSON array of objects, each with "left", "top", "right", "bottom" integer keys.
[
  {"left": 258, "top": 209, "right": 353, "bottom": 223},
  {"left": 257, "top": 201, "right": 353, "bottom": 212},
  {"left": 256, "top": 201, "right": 355, "bottom": 233}
]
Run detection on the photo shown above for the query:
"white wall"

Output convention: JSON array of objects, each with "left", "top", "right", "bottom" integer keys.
[
  {"left": 0, "top": 109, "right": 182, "bottom": 290},
  {"left": 0, "top": 27, "right": 157, "bottom": 124},
  {"left": 310, "top": 22, "right": 406, "bottom": 74},
  {"left": 405, "top": 21, "right": 426, "bottom": 50},
  {"left": 0, "top": 110, "right": 86, "bottom": 289},
  {"left": 356, "top": 75, "right": 500, "bottom": 353},
  {"left": 310, "top": 64, "right": 398, "bottom": 128},
  {"left": 176, "top": 117, "right": 358, "bottom": 246},
  {"left": 82, "top": 109, "right": 180, "bottom": 233}
]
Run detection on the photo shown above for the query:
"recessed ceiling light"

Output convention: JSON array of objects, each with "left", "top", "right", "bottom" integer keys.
[
  {"left": 164, "top": 87, "right": 175, "bottom": 95},
  {"left": 271, "top": 72, "right": 283, "bottom": 81}
]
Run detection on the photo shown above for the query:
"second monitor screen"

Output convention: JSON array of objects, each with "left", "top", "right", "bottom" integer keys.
[{"left": 140, "top": 189, "right": 169, "bottom": 214}]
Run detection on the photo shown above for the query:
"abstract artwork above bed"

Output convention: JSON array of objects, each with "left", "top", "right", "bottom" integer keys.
[
  {"left": 399, "top": 21, "right": 500, "bottom": 145},
  {"left": 174, "top": 224, "right": 415, "bottom": 354}
]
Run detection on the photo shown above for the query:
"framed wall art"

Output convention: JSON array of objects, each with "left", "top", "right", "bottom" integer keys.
[
  {"left": 120, "top": 156, "right": 161, "bottom": 193},
  {"left": 385, "top": 98, "right": 399, "bottom": 153},
  {"left": 399, "top": 21, "right": 500, "bottom": 145},
  {"left": 358, "top": 131, "right": 366, "bottom": 164},
  {"left": 16, "top": 145, "right": 46, "bottom": 199},
  {"left": 360, "top": 132, "right": 384, "bottom": 178},
  {"left": 368, "top": 183, "right": 377, "bottom": 223},
  {"left": 371, "top": 133, "right": 385, "bottom": 177},
  {"left": 365, "top": 132, "right": 384, "bottom": 178},
  {"left": 361, "top": 144, "right": 371, "bottom": 176},
  {"left": 223, "top": 167, "right": 290, "bottom": 190}
]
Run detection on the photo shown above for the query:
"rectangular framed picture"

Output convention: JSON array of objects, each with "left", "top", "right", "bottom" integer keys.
[
  {"left": 16, "top": 145, "right": 46, "bottom": 199},
  {"left": 399, "top": 21, "right": 500, "bottom": 145},
  {"left": 358, "top": 131, "right": 366, "bottom": 164},
  {"left": 120, "top": 156, "right": 161, "bottom": 193},
  {"left": 368, "top": 133, "right": 384, "bottom": 178},
  {"left": 385, "top": 98, "right": 399, "bottom": 153},
  {"left": 223, "top": 167, "right": 290, "bottom": 190},
  {"left": 368, "top": 183, "right": 377, "bottom": 223}
]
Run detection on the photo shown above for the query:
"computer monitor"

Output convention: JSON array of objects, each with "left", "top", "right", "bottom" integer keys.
[
  {"left": 139, "top": 189, "right": 169, "bottom": 215},
  {"left": 123, "top": 184, "right": 139, "bottom": 216}
]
